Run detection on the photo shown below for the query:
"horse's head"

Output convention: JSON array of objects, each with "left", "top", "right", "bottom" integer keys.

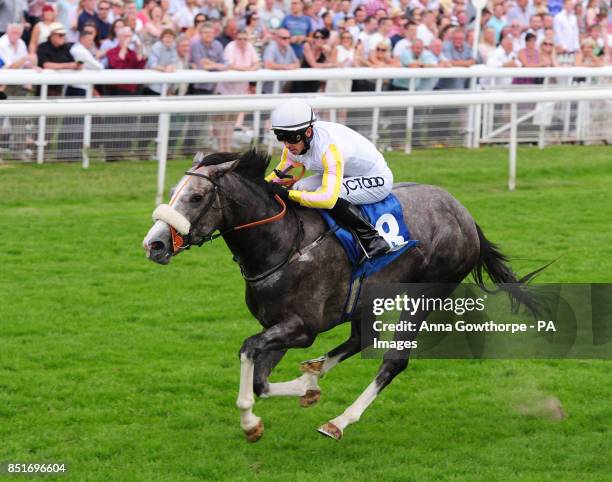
[{"left": 143, "top": 153, "right": 241, "bottom": 264}]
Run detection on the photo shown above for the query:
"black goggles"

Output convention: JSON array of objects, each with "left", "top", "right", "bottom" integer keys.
[{"left": 274, "top": 129, "right": 307, "bottom": 144}]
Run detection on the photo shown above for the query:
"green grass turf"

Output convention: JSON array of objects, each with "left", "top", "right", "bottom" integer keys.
[{"left": 0, "top": 145, "right": 611, "bottom": 481}]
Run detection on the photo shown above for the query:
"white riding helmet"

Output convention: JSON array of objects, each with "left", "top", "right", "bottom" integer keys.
[{"left": 270, "top": 98, "right": 317, "bottom": 132}]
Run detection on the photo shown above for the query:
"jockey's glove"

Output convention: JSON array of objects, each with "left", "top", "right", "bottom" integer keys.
[{"left": 266, "top": 181, "right": 290, "bottom": 204}]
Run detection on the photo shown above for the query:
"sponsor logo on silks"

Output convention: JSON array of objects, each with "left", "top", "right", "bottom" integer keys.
[
  {"left": 343, "top": 176, "right": 386, "bottom": 195},
  {"left": 374, "top": 213, "right": 410, "bottom": 251}
]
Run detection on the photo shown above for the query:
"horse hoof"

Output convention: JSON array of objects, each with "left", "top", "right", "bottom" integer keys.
[
  {"left": 300, "top": 389, "right": 321, "bottom": 408},
  {"left": 317, "top": 422, "right": 342, "bottom": 441},
  {"left": 300, "top": 357, "right": 324, "bottom": 375},
  {"left": 244, "top": 419, "right": 264, "bottom": 443}
]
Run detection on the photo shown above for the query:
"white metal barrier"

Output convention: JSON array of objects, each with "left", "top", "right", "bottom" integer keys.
[{"left": 2, "top": 88, "right": 611, "bottom": 202}]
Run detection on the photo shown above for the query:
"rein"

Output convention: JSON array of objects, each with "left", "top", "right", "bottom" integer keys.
[{"left": 170, "top": 170, "right": 288, "bottom": 253}]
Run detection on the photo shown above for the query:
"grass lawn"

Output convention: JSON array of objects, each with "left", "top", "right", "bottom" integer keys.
[{"left": 1, "top": 145, "right": 611, "bottom": 481}]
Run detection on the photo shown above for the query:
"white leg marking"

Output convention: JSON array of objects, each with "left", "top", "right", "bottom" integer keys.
[
  {"left": 264, "top": 373, "right": 319, "bottom": 397},
  {"left": 236, "top": 353, "right": 261, "bottom": 431},
  {"left": 329, "top": 380, "right": 379, "bottom": 432},
  {"left": 320, "top": 354, "right": 342, "bottom": 376}
]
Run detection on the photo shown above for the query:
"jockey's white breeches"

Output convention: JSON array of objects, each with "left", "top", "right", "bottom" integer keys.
[{"left": 294, "top": 166, "right": 393, "bottom": 206}]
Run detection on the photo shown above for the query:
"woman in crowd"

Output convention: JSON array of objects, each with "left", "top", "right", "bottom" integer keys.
[
  {"left": 539, "top": 38, "right": 559, "bottom": 67},
  {"left": 367, "top": 39, "right": 400, "bottom": 68},
  {"left": 325, "top": 31, "right": 356, "bottom": 124},
  {"left": 575, "top": 37, "right": 605, "bottom": 67},
  {"left": 185, "top": 13, "right": 206, "bottom": 39},
  {"left": 290, "top": 29, "right": 336, "bottom": 93},
  {"left": 478, "top": 27, "right": 497, "bottom": 64},
  {"left": 216, "top": 30, "right": 261, "bottom": 151},
  {"left": 29, "top": 4, "right": 57, "bottom": 54},
  {"left": 515, "top": 33, "right": 543, "bottom": 85},
  {"left": 142, "top": 4, "right": 172, "bottom": 55},
  {"left": 99, "top": 18, "right": 126, "bottom": 65}
]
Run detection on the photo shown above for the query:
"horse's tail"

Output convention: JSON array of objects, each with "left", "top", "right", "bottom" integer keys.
[{"left": 472, "top": 223, "right": 546, "bottom": 316}]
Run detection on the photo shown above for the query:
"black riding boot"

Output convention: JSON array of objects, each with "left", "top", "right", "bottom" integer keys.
[{"left": 330, "top": 198, "right": 390, "bottom": 264}]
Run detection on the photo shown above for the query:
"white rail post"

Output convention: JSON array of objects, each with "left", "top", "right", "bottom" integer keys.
[
  {"left": 404, "top": 78, "right": 416, "bottom": 154},
  {"left": 253, "top": 81, "right": 262, "bottom": 145},
  {"left": 156, "top": 83, "right": 170, "bottom": 205},
  {"left": 370, "top": 78, "right": 383, "bottom": 148},
  {"left": 82, "top": 85, "right": 93, "bottom": 169},
  {"left": 36, "top": 84, "right": 48, "bottom": 164},
  {"left": 562, "top": 79, "right": 572, "bottom": 140},
  {"left": 473, "top": 83, "right": 482, "bottom": 148},
  {"left": 509, "top": 102, "right": 517, "bottom": 191},
  {"left": 330, "top": 108, "right": 337, "bottom": 123},
  {"left": 538, "top": 78, "right": 549, "bottom": 149},
  {"left": 466, "top": 77, "right": 475, "bottom": 148}
]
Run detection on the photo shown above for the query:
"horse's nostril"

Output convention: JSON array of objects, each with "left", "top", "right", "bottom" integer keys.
[{"left": 150, "top": 241, "right": 166, "bottom": 251}]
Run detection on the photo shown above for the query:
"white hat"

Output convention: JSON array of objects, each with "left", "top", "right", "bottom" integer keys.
[{"left": 270, "top": 98, "right": 316, "bottom": 132}]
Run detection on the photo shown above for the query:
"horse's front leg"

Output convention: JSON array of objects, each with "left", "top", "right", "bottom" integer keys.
[{"left": 237, "top": 316, "right": 315, "bottom": 442}]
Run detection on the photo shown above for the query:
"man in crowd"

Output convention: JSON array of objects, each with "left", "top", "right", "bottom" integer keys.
[
  {"left": 78, "top": 0, "right": 111, "bottom": 39},
  {"left": 0, "top": 23, "right": 36, "bottom": 69},
  {"left": 486, "top": 32, "right": 521, "bottom": 85},
  {"left": 280, "top": 0, "right": 312, "bottom": 59},
  {"left": 438, "top": 28, "right": 474, "bottom": 90},
  {"left": 216, "top": 17, "right": 238, "bottom": 47},
  {"left": 520, "top": 14, "right": 545, "bottom": 48},
  {"left": 262, "top": 28, "right": 300, "bottom": 93},
  {"left": 506, "top": 0, "right": 535, "bottom": 30},
  {"left": 554, "top": 0, "right": 579, "bottom": 53}
]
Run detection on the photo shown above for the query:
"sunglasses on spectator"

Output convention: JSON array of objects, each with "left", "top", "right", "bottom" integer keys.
[
  {"left": 83, "top": 30, "right": 96, "bottom": 35},
  {"left": 98, "top": 6, "right": 110, "bottom": 10},
  {"left": 542, "top": 42, "right": 553, "bottom": 46},
  {"left": 341, "top": 35, "right": 352, "bottom": 40},
  {"left": 274, "top": 130, "right": 305, "bottom": 144},
  {"left": 237, "top": 37, "right": 248, "bottom": 41},
  {"left": 278, "top": 35, "right": 290, "bottom": 39},
  {"left": 376, "top": 47, "right": 389, "bottom": 52},
  {"left": 314, "top": 35, "right": 324, "bottom": 39}
]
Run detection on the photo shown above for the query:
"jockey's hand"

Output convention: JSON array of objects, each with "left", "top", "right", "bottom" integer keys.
[{"left": 266, "top": 181, "right": 290, "bottom": 204}]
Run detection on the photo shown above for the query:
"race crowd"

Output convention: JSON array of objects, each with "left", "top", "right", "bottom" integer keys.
[{"left": 0, "top": 0, "right": 610, "bottom": 95}]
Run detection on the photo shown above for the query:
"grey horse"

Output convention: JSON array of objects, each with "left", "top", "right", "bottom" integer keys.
[{"left": 142, "top": 150, "right": 538, "bottom": 442}]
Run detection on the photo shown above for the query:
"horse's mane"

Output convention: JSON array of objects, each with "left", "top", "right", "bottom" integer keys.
[{"left": 196, "top": 148, "right": 270, "bottom": 185}]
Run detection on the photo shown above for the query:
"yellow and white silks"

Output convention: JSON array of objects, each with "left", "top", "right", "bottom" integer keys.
[{"left": 266, "top": 121, "right": 393, "bottom": 208}]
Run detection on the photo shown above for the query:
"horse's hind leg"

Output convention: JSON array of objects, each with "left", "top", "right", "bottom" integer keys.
[{"left": 260, "top": 318, "right": 363, "bottom": 407}]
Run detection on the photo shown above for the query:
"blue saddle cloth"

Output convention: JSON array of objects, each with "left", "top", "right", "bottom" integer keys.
[{"left": 318, "top": 194, "right": 419, "bottom": 279}]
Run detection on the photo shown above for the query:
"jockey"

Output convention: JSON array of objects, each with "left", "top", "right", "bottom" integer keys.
[{"left": 266, "top": 97, "right": 392, "bottom": 264}]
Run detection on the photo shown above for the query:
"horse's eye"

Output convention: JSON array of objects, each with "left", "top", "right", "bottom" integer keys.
[{"left": 190, "top": 193, "right": 204, "bottom": 203}]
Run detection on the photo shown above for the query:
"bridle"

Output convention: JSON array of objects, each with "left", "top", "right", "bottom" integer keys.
[{"left": 169, "top": 169, "right": 288, "bottom": 255}]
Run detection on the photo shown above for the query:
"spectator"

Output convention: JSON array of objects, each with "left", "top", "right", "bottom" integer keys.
[
  {"left": 392, "top": 22, "right": 417, "bottom": 58},
  {"left": 172, "top": 0, "right": 200, "bottom": 32},
  {"left": 539, "top": 38, "right": 559, "bottom": 66},
  {"left": 0, "top": 1, "right": 24, "bottom": 38},
  {"left": 575, "top": 37, "right": 605, "bottom": 66},
  {"left": 124, "top": 0, "right": 143, "bottom": 34},
  {"left": 367, "top": 39, "right": 400, "bottom": 68},
  {"left": 308, "top": 0, "right": 325, "bottom": 31},
  {"left": 61, "top": 24, "right": 104, "bottom": 159},
  {"left": 357, "top": 16, "right": 378, "bottom": 59},
  {"left": 262, "top": 28, "right": 299, "bottom": 93},
  {"left": 100, "top": 18, "right": 125, "bottom": 64},
  {"left": 325, "top": 31, "right": 356, "bottom": 94},
  {"left": 486, "top": 2, "right": 506, "bottom": 44},
  {"left": 368, "top": 16, "right": 393, "bottom": 53},
  {"left": 216, "top": 17, "right": 238, "bottom": 47},
  {"left": 417, "top": 10, "right": 437, "bottom": 47},
  {"left": 478, "top": 27, "right": 497, "bottom": 64},
  {"left": 333, "top": 0, "right": 352, "bottom": 28},
  {"left": 68, "top": 24, "right": 103, "bottom": 96},
  {"left": 533, "top": 0, "right": 549, "bottom": 16},
  {"left": 280, "top": 0, "right": 312, "bottom": 59},
  {"left": 145, "top": 28, "right": 179, "bottom": 95},
  {"left": 106, "top": 26, "right": 146, "bottom": 95},
  {"left": 0, "top": 23, "right": 37, "bottom": 69},
  {"left": 290, "top": 28, "right": 335, "bottom": 93},
  {"left": 520, "top": 15, "right": 545, "bottom": 48},
  {"left": 185, "top": 13, "right": 207, "bottom": 39},
  {"left": 587, "top": 24, "right": 606, "bottom": 57},
  {"left": 142, "top": 4, "right": 172, "bottom": 55},
  {"left": 554, "top": 0, "right": 579, "bottom": 53},
  {"left": 189, "top": 22, "right": 225, "bottom": 96},
  {"left": 29, "top": 3, "right": 56, "bottom": 55},
  {"left": 392, "top": 38, "right": 426, "bottom": 90},
  {"left": 506, "top": 0, "right": 534, "bottom": 30},
  {"left": 109, "top": 0, "right": 124, "bottom": 24},
  {"left": 259, "top": 0, "right": 284, "bottom": 31},
  {"left": 200, "top": 0, "right": 223, "bottom": 20},
  {"left": 96, "top": 0, "right": 113, "bottom": 39},
  {"left": 244, "top": 11, "right": 265, "bottom": 53},
  {"left": 137, "top": 0, "right": 156, "bottom": 26},
  {"left": 217, "top": 30, "right": 260, "bottom": 151},
  {"left": 515, "top": 33, "right": 542, "bottom": 84},
  {"left": 78, "top": 0, "right": 110, "bottom": 39},
  {"left": 37, "top": 22, "right": 82, "bottom": 97},
  {"left": 57, "top": 0, "right": 79, "bottom": 36},
  {"left": 439, "top": 28, "right": 474, "bottom": 89},
  {"left": 486, "top": 33, "right": 520, "bottom": 85}
]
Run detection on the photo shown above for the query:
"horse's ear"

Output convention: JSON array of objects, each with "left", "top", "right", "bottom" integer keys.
[
  {"left": 206, "top": 159, "right": 241, "bottom": 177},
  {"left": 192, "top": 152, "right": 205, "bottom": 167}
]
